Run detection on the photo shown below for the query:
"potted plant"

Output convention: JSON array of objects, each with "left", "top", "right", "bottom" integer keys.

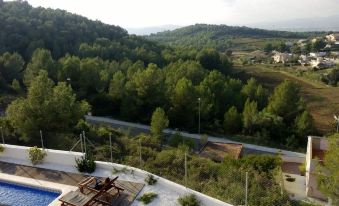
[
  {"left": 75, "top": 156, "right": 96, "bottom": 173},
  {"left": 28, "top": 146, "right": 46, "bottom": 165}
]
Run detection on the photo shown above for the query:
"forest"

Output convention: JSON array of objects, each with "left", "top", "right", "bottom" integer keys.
[
  {"left": 0, "top": 0, "right": 315, "bottom": 151},
  {"left": 147, "top": 24, "right": 325, "bottom": 52},
  {"left": 1, "top": 1, "right": 338, "bottom": 205}
]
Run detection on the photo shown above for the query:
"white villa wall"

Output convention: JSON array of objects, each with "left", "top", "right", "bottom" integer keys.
[
  {"left": 305, "top": 136, "right": 328, "bottom": 201},
  {"left": 0, "top": 144, "right": 233, "bottom": 206},
  {"left": 282, "top": 155, "right": 304, "bottom": 164},
  {"left": 0, "top": 144, "right": 84, "bottom": 172}
]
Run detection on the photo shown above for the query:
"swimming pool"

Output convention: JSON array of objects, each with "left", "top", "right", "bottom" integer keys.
[{"left": 0, "top": 181, "right": 60, "bottom": 206}]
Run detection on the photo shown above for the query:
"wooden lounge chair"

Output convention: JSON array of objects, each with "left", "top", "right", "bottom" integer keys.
[
  {"left": 59, "top": 178, "right": 116, "bottom": 206},
  {"left": 78, "top": 176, "right": 124, "bottom": 195}
]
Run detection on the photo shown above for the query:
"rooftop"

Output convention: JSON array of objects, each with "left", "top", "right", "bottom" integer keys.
[{"left": 199, "top": 141, "right": 243, "bottom": 161}]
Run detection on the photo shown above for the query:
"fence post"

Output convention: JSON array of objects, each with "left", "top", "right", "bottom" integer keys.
[
  {"left": 185, "top": 151, "right": 187, "bottom": 188},
  {"left": 82, "top": 131, "right": 87, "bottom": 158},
  {"left": 40, "top": 130, "right": 44, "bottom": 149},
  {"left": 1, "top": 127, "right": 4, "bottom": 145},
  {"left": 80, "top": 134, "right": 83, "bottom": 154},
  {"left": 139, "top": 138, "right": 142, "bottom": 168},
  {"left": 109, "top": 133, "right": 113, "bottom": 164},
  {"left": 245, "top": 172, "right": 248, "bottom": 206}
]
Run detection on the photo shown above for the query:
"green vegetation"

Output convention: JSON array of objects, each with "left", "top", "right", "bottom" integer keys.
[
  {"left": 145, "top": 174, "right": 157, "bottom": 185},
  {"left": 234, "top": 64, "right": 339, "bottom": 134},
  {"left": 148, "top": 24, "right": 323, "bottom": 51},
  {"left": 6, "top": 70, "right": 89, "bottom": 145},
  {"left": 0, "top": 1, "right": 333, "bottom": 205},
  {"left": 318, "top": 133, "right": 339, "bottom": 205},
  {"left": 299, "top": 162, "right": 306, "bottom": 176},
  {"left": 0, "top": 1, "right": 318, "bottom": 150},
  {"left": 150, "top": 107, "right": 169, "bottom": 140},
  {"left": 0, "top": 144, "right": 4, "bottom": 153},
  {"left": 74, "top": 124, "right": 292, "bottom": 205},
  {"left": 28, "top": 146, "right": 46, "bottom": 165},
  {"left": 75, "top": 156, "right": 96, "bottom": 173},
  {"left": 178, "top": 194, "right": 200, "bottom": 206},
  {"left": 138, "top": 192, "right": 158, "bottom": 204},
  {"left": 285, "top": 177, "right": 296, "bottom": 182}
]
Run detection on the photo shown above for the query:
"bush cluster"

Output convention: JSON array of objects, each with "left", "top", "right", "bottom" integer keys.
[
  {"left": 138, "top": 192, "right": 158, "bottom": 204},
  {"left": 28, "top": 146, "right": 46, "bottom": 165},
  {"left": 75, "top": 156, "right": 96, "bottom": 173},
  {"left": 145, "top": 174, "right": 157, "bottom": 185},
  {"left": 178, "top": 194, "right": 200, "bottom": 206}
]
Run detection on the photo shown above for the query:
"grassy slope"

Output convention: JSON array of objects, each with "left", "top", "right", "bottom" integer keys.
[{"left": 234, "top": 64, "right": 339, "bottom": 135}]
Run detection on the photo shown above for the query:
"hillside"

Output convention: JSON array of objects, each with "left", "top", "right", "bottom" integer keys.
[
  {"left": 0, "top": 0, "right": 164, "bottom": 63},
  {"left": 147, "top": 24, "right": 323, "bottom": 51}
]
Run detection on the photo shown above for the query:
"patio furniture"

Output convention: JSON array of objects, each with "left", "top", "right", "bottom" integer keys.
[
  {"left": 78, "top": 176, "right": 124, "bottom": 195},
  {"left": 59, "top": 178, "right": 116, "bottom": 206}
]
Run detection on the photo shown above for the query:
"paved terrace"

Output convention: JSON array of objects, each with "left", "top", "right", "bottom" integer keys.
[
  {"left": 0, "top": 161, "right": 144, "bottom": 206},
  {"left": 0, "top": 144, "right": 232, "bottom": 206}
]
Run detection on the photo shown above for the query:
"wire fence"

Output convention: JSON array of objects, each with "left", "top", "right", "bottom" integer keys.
[{"left": 0, "top": 128, "right": 305, "bottom": 206}]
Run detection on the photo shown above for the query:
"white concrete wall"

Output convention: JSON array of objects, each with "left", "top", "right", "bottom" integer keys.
[
  {"left": 282, "top": 155, "right": 305, "bottom": 164},
  {"left": 0, "top": 144, "right": 84, "bottom": 172},
  {"left": 94, "top": 161, "right": 231, "bottom": 206},
  {"left": 305, "top": 136, "right": 328, "bottom": 200},
  {"left": 0, "top": 145, "right": 233, "bottom": 206},
  {"left": 306, "top": 136, "right": 313, "bottom": 197}
]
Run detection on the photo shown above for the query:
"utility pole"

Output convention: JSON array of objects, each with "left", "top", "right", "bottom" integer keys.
[
  {"left": 245, "top": 172, "right": 248, "bottom": 206},
  {"left": 334, "top": 114, "right": 339, "bottom": 133},
  {"left": 185, "top": 151, "right": 188, "bottom": 188},
  {"left": 40, "top": 130, "right": 44, "bottom": 149},
  {"left": 198, "top": 97, "right": 201, "bottom": 134},
  {"left": 80, "top": 134, "right": 84, "bottom": 154},
  {"left": 139, "top": 138, "right": 142, "bottom": 168},
  {"left": 109, "top": 133, "right": 113, "bottom": 164},
  {"left": 1, "top": 127, "right": 4, "bottom": 145},
  {"left": 67, "top": 78, "right": 71, "bottom": 88},
  {"left": 82, "top": 131, "right": 87, "bottom": 158}
]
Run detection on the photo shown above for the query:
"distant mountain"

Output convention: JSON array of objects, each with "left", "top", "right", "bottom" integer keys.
[
  {"left": 147, "top": 24, "right": 323, "bottom": 51},
  {"left": 127, "top": 25, "right": 182, "bottom": 35},
  {"left": 251, "top": 15, "right": 339, "bottom": 32},
  {"left": 0, "top": 0, "right": 167, "bottom": 64}
]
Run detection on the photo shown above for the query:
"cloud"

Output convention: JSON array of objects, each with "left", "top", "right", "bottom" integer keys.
[
  {"left": 220, "top": 0, "right": 237, "bottom": 5},
  {"left": 25, "top": 0, "right": 339, "bottom": 28}
]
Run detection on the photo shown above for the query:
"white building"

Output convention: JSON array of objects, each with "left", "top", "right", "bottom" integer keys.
[
  {"left": 309, "top": 52, "right": 327, "bottom": 58},
  {"left": 305, "top": 136, "right": 328, "bottom": 201},
  {"left": 326, "top": 33, "right": 339, "bottom": 43},
  {"left": 310, "top": 57, "right": 335, "bottom": 69},
  {"left": 273, "top": 51, "right": 293, "bottom": 63}
]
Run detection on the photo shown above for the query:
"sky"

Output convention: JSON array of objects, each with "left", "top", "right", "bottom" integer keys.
[{"left": 21, "top": 0, "right": 339, "bottom": 28}]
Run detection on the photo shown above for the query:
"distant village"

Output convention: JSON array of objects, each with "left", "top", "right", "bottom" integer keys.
[
  {"left": 247, "top": 33, "right": 339, "bottom": 70},
  {"left": 272, "top": 33, "right": 339, "bottom": 69}
]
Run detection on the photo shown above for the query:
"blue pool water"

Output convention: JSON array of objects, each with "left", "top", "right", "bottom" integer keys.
[{"left": 0, "top": 181, "right": 60, "bottom": 206}]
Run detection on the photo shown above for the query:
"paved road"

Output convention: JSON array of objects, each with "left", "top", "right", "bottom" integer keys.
[{"left": 85, "top": 115, "right": 305, "bottom": 158}]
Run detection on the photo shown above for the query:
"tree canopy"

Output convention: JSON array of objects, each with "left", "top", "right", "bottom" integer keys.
[
  {"left": 6, "top": 70, "right": 89, "bottom": 143},
  {"left": 318, "top": 134, "right": 339, "bottom": 204}
]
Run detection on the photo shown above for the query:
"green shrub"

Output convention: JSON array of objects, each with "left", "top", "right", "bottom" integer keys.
[
  {"left": 240, "top": 154, "right": 282, "bottom": 174},
  {"left": 178, "top": 194, "right": 200, "bottom": 206},
  {"left": 286, "top": 177, "right": 296, "bottom": 182},
  {"left": 169, "top": 132, "right": 195, "bottom": 149},
  {"left": 145, "top": 174, "right": 157, "bottom": 185},
  {"left": 0, "top": 144, "right": 4, "bottom": 153},
  {"left": 75, "top": 156, "right": 96, "bottom": 173},
  {"left": 28, "top": 146, "right": 46, "bottom": 165},
  {"left": 299, "top": 162, "right": 306, "bottom": 176},
  {"left": 138, "top": 192, "right": 157, "bottom": 204}
]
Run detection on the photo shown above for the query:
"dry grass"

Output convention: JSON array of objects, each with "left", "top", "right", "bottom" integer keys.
[{"left": 234, "top": 64, "right": 339, "bottom": 135}]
